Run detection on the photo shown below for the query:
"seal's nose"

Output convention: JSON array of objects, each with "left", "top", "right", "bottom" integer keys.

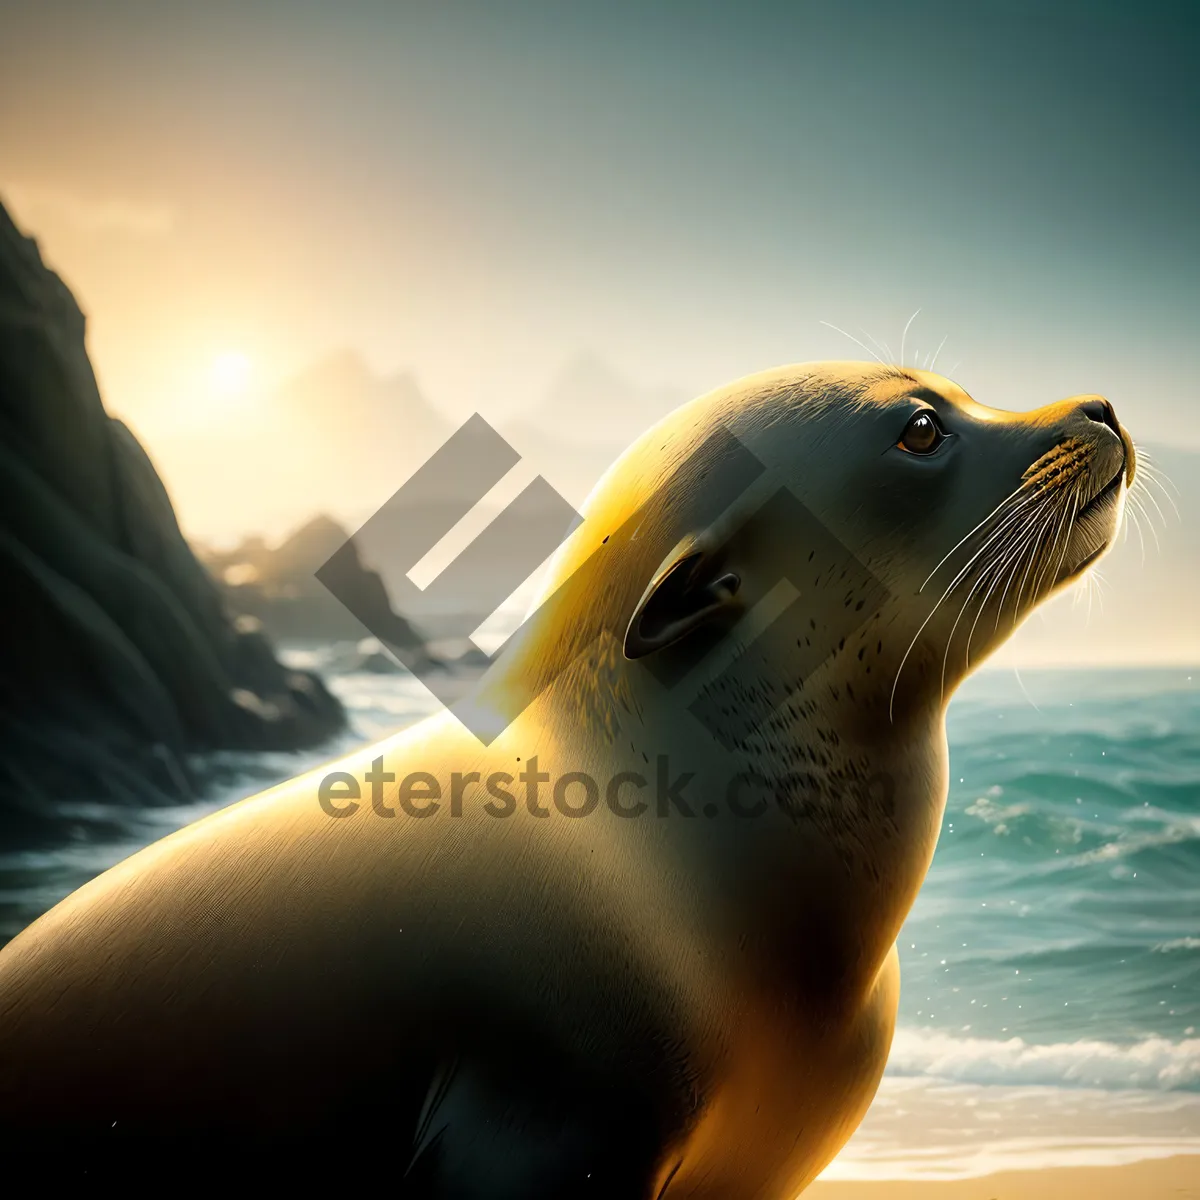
[
  {"left": 1076, "top": 395, "right": 1136, "bottom": 486},
  {"left": 1079, "top": 397, "right": 1121, "bottom": 440}
]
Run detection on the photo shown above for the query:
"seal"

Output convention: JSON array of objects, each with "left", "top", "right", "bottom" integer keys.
[{"left": 0, "top": 363, "right": 1134, "bottom": 1194}]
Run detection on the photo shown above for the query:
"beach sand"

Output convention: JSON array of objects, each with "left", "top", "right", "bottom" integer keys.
[{"left": 807, "top": 1154, "right": 1199, "bottom": 1198}]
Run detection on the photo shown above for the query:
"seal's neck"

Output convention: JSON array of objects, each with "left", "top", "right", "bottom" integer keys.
[
  {"left": 493, "top": 618, "right": 955, "bottom": 1002},
  {"left": 546, "top": 674, "right": 940, "bottom": 1010}
]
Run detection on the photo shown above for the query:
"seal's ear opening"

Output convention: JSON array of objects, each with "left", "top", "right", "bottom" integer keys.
[{"left": 623, "top": 551, "right": 741, "bottom": 660}]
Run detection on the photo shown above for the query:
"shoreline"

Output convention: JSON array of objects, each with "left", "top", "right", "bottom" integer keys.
[
  {"left": 808, "top": 1075, "right": 1200, "bottom": 1185},
  {"left": 807, "top": 1153, "right": 1199, "bottom": 1198}
]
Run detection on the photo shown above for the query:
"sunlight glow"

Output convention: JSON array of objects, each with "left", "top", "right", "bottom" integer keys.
[{"left": 210, "top": 351, "right": 251, "bottom": 396}]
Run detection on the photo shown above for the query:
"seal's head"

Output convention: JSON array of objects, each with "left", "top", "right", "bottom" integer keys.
[{"left": 489, "top": 362, "right": 1133, "bottom": 737}]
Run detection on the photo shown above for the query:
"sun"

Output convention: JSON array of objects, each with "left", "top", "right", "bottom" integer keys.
[{"left": 210, "top": 351, "right": 251, "bottom": 397}]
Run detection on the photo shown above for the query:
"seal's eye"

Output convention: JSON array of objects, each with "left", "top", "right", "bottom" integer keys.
[{"left": 898, "top": 410, "right": 945, "bottom": 455}]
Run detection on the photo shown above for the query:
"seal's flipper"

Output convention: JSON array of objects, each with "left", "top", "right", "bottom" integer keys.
[
  {"left": 401, "top": 1057, "right": 659, "bottom": 1199},
  {"left": 405, "top": 1056, "right": 459, "bottom": 1182}
]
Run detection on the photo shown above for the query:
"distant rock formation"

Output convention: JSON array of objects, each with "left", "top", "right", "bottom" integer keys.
[
  {"left": 0, "top": 201, "right": 346, "bottom": 840},
  {"left": 498, "top": 352, "right": 688, "bottom": 506},
  {"left": 196, "top": 514, "right": 438, "bottom": 672}
]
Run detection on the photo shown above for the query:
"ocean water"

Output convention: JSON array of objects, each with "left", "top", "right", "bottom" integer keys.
[
  {"left": 826, "top": 664, "right": 1200, "bottom": 1180},
  {"left": 1, "top": 653, "right": 1197, "bottom": 1180}
]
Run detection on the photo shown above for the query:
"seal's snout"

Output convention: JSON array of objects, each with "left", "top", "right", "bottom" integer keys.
[{"left": 1075, "top": 394, "right": 1136, "bottom": 486}]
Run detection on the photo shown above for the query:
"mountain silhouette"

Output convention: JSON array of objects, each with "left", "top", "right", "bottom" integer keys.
[{"left": 500, "top": 353, "right": 689, "bottom": 506}]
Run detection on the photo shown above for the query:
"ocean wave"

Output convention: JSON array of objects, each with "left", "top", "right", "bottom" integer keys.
[
  {"left": 888, "top": 1027, "right": 1200, "bottom": 1091},
  {"left": 1064, "top": 816, "right": 1200, "bottom": 867},
  {"left": 1154, "top": 938, "right": 1200, "bottom": 953}
]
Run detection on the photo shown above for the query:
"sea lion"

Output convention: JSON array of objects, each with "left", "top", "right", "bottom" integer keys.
[{"left": 0, "top": 362, "right": 1134, "bottom": 1195}]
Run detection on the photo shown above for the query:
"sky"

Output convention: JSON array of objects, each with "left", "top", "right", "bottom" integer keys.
[{"left": 1, "top": 0, "right": 1197, "bottom": 541}]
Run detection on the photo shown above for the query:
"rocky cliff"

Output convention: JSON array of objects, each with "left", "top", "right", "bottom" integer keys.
[{"left": 0, "top": 201, "right": 346, "bottom": 840}]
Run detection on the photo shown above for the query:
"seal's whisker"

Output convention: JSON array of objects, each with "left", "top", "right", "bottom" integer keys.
[
  {"left": 1136, "top": 449, "right": 1181, "bottom": 496},
  {"left": 1002, "top": 474, "right": 1073, "bottom": 625},
  {"left": 1127, "top": 488, "right": 1161, "bottom": 555},
  {"left": 1133, "top": 447, "right": 1181, "bottom": 524},
  {"left": 1140, "top": 498, "right": 1162, "bottom": 554},
  {"left": 1142, "top": 472, "right": 1181, "bottom": 521},
  {"left": 993, "top": 536, "right": 1036, "bottom": 634},
  {"left": 999, "top": 493, "right": 1058, "bottom": 630},
  {"left": 1076, "top": 572, "right": 1095, "bottom": 622},
  {"left": 948, "top": 481, "right": 1060, "bottom": 691},
  {"left": 943, "top": 540, "right": 1014, "bottom": 694},
  {"left": 965, "top": 549, "right": 1014, "bottom": 664},
  {"left": 1091, "top": 568, "right": 1109, "bottom": 616},
  {"left": 1048, "top": 487, "right": 1083, "bottom": 595},
  {"left": 858, "top": 327, "right": 894, "bottom": 363},
  {"left": 900, "top": 309, "right": 921, "bottom": 368},
  {"left": 932, "top": 494, "right": 1044, "bottom": 609},
  {"left": 920, "top": 481, "right": 1038, "bottom": 592},
  {"left": 891, "top": 483, "right": 1051, "bottom": 720},
  {"left": 1010, "top": 503, "right": 1062, "bottom": 629},
  {"left": 1126, "top": 498, "right": 1148, "bottom": 566},
  {"left": 1085, "top": 567, "right": 1107, "bottom": 622},
  {"left": 940, "top": 570, "right": 987, "bottom": 698},
  {"left": 819, "top": 321, "right": 886, "bottom": 366},
  {"left": 889, "top": 580, "right": 962, "bottom": 722},
  {"left": 939, "top": 485, "right": 1050, "bottom": 597},
  {"left": 1133, "top": 473, "right": 1170, "bottom": 531},
  {"left": 988, "top": 507, "right": 1043, "bottom": 633},
  {"left": 1138, "top": 453, "right": 1180, "bottom": 492},
  {"left": 1012, "top": 666, "right": 1043, "bottom": 712},
  {"left": 928, "top": 334, "right": 949, "bottom": 374},
  {"left": 1069, "top": 571, "right": 1087, "bottom": 610},
  {"left": 1031, "top": 484, "right": 1081, "bottom": 605},
  {"left": 1031, "top": 485, "right": 1075, "bottom": 600}
]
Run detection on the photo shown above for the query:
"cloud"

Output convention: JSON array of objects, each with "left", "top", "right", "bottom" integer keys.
[{"left": 2, "top": 183, "right": 177, "bottom": 238}]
